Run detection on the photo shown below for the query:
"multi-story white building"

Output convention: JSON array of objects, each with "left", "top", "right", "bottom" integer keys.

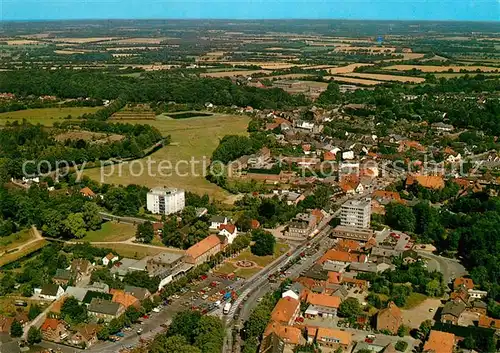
[
  {"left": 340, "top": 198, "right": 371, "bottom": 228},
  {"left": 146, "top": 187, "right": 185, "bottom": 215}
]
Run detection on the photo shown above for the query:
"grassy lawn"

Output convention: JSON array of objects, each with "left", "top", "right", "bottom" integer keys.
[
  {"left": 403, "top": 292, "right": 428, "bottom": 309},
  {"left": 232, "top": 242, "right": 290, "bottom": 267},
  {"left": 84, "top": 113, "right": 250, "bottom": 201},
  {"left": 215, "top": 262, "right": 237, "bottom": 275},
  {"left": 81, "top": 222, "right": 137, "bottom": 242},
  {"left": 0, "top": 107, "right": 101, "bottom": 125},
  {"left": 214, "top": 261, "right": 261, "bottom": 279},
  {"left": 91, "top": 243, "right": 164, "bottom": 259},
  {"left": 0, "top": 229, "right": 34, "bottom": 253},
  {"left": 0, "top": 297, "right": 50, "bottom": 316},
  {"left": 0, "top": 239, "right": 48, "bottom": 268}
]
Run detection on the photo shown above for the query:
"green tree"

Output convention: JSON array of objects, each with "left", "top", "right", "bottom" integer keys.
[
  {"left": 150, "top": 335, "right": 201, "bottom": 353},
  {"left": 64, "top": 212, "right": 87, "bottom": 238},
  {"left": 28, "top": 304, "right": 42, "bottom": 321},
  {"left": 250, "top": 229, "right": 276, "bottom": 256},
  {"left": 395, "top": 340, "right": 408, "bottom": 352},
  {"left": 82, "top": 202, "right": 102, "bottom": 230},
  {"left": 397, "top": 325, "right": 410, "bottom": 337},
  {"left": 385, "top": 203, "right": 416, "bottom": 232},
  {"left": 425, "top": 279, "right": 442, "bottom": 297},
  {"left": 10, "top": 319, "right": 23, "bottom": 337},
  {"left": 419, "top": 319, "right": 433, "bottom": 338},
  {"left": 338, "top": 297, "right": 362, "bottom": 319},
  {"left": 27, "top": 326, "right": 42, "bottom": 345},
  {"left": 136, "top": 221, "right": 154, "bottom": 243},
  {"left": 61, "top": 296, "right": 88, "bottom": 324}
]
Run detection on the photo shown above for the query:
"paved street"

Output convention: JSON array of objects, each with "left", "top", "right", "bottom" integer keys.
[{"left": 416, "top": 250, "right": 468, "bottom": 283}]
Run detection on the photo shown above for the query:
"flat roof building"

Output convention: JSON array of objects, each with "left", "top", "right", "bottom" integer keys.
[
  {"left": 341, "top": 199, "right": 371, "bottom": 229},
  {"left": 146, "top": 187, "right": 185, "bottom": 215}
]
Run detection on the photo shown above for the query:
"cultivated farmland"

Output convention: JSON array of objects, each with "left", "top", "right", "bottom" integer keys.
[
  {"left": 342, "top": 72, "right": 426, "bottom": 83},
  {"left": 383, "top": 65, "right": 500, "bottom": 72}
]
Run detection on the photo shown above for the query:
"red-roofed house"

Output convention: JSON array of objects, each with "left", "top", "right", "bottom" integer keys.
[
  {"left": 41, "top": 318, "right": 69, "bottom": 343},
  {"left": 271, "top": 297, "right": 300, "bottom": 325},
  {"left": 80, "top": 187, "right": 96, "bottom": 199},
  {"left": 304, "top": 293, "right": 342, "bottom": 318},
  {"left": 453, "top": 277, "right": 474, "bottom": 291},
  {"left": 423, "top": 330, "right": 455, "bottom": 353},
  {"left": 376, "top": 302, "right": 403, "bottom": 334},
  {"left": 218, "top": 223, "right": 238, "bottom": 244}
]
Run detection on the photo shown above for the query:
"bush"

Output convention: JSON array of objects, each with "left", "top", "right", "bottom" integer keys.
[{"left": 395, "top": 340, "right": 408, "bottom": 352}]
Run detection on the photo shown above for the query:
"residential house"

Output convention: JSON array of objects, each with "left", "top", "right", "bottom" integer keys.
[
  {"left": 37, "top": 284, "right": 64, "bottom": 301},
  {"left": 41, "top": 318, "right": 69, "bottom": 343},
  {"left": 478, "top": 315, "right": 500, "bottom": 331},
  {"left": 304, "top": 293, "right": 341, "bottom": 318},
  {"left": 468, "top": 289, "right": 487, "bottom": 300},
  {"left": 282, "top": 283, "right": 305, "bottom": 301},
  {"left": 80, "top": 187, "right": 96, "bottom": 199},
  {"left": 218, "top": 223, "right": 238, "bottom": 244},
  {"left": 110, "top": 289, "right": 140, "bottom": 309},
  {"left": 263, "top": 322, "right": 305, "bottom": 349},
  {"left": 405, "top": 174, "right": 445, "bottom": 190},
  {"left": 65, "top": 286, "right": 89, "bottom": 302},
  {"left": 441, "top": 300, "right": 466, "bottom": 325},
  {"left": 185, "top": 234, "right": 223, "bottom": 266},
  {"left": 453, "top": 277, "right": 474, "bottom": 291},
  {"left": 423, "top": 330, "right": 455, "bottom": 353},
  {"left": 209, "top": 216, "right": 228, "bottom": 230},
  {"left": 71, "top": 259, "right": 93, "bottom": 278},
  {"left": 124, "top": 285, "right": 151, "bottom": 301},
  {"left": 259, "top": 332, "right": 291, "bottom": 353},
  {"left": 88, "top": 298, "right": 125, "bottom": 322},
  {"left": 306, "top": 326, "right": 352, "bottom": 352},
  {"left": 468, "top": 300, "right": 487, "bottom": 315},
  {"left": 102, "top": 253, "right": 119, "bottom": 266},
  {"left": 372, "top": 190, "right": 403, "bottom": 205},
  {"left": 68, "top": 324, "right": 99, "bottom": 348},
  {"left": 318, "top": 249, "right": 367, "bottom": 266},
  {"left": 286, "top": 213, "right": 317, "bottom": 239},
  {"left": 376, "top": 302, "right": 403, "bottom": 334},
  {"left": 84, "top": 282, "right": 109, "bottom": 293},
  {"left": 53, "top": 269, "right": 73, "bottom": 286},
  {"left": 270, "top": 297, "right": 300, "bottom": 325},
  {"left": 145, "top": 252, "right": 184, "bottom": 278}
]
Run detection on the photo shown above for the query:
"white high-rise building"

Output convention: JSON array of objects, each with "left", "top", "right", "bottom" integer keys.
[
  {"left": 146, "top": 187, "right": 185, "bottom": 215},
  {"left": 340, "top": 198, "right": 371, "bottom": 228}
]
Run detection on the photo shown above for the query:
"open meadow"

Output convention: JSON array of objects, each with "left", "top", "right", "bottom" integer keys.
[
  {"left": 342, "top": 72, "right": 426, "bottom": 83},
  {"left": 383, "top": 64, "right": 500, "bottom": 72},
  {"left": 84, "top": 114, "right": 250, "bottom": 201},
  {"left": 0, "top": 107, "right": 100, "bottom": 125},
  {"left": 81, "top": 221, "right": 137, "bottom": 242}
]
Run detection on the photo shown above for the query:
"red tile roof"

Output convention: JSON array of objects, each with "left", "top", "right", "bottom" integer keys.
[
  {"left": 453, "top": 277, "right": 474, "bottom": 290},
  {"left": 80, "top": 187, "right": 96, "bottom": 197},
  {"left": 219, "top": 223, "right": 236, "bottom": 234},
  {"left": 271, "top": 297, "right": 300, "bottom": 324},
  {"left": 306, "top": 293, "right": 341, "bottom": 308},
  {"left": 423, "top": 330, "right": 455, "bottom": 353},
  {"left": 185, "top": 235, "right": 221, "bottom": 261},
  {"left": 41, "top": 318, "right": 62, "bottom": 331}
]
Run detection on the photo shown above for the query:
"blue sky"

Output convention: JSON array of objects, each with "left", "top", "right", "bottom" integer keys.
[{"left": 1, "top": 0, "right": 499, "bottom": 21}]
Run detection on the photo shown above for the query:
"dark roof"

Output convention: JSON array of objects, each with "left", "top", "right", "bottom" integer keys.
[
  {"left": 41, "top": 283, "right": 60, "bottom": 296},
  {"left": 209, "top": 215, "right": 227, "bottom": 223},
  {"left": 124, "top": 285, "right": 150, "bottom": 300},
  {"left": 260, "top": 332, "right": 285, "bottom": 353},
  {"left": 472, "top": 300, "right": 487, "bottom": 309},
  {"left": 442, "top": 300, "right": 466, "bottom": 318},
  {"left": 54, "top": 269, "right": 72, "bottom": 280},
  {"left": 402, "top": 249, "right": 418, "bottom": 259},
  {"left": 82, "top": 291, "right": 113, "bottom": 305},
  {"left": 88, "top": 298, "right": 122, "bottom": 316}
]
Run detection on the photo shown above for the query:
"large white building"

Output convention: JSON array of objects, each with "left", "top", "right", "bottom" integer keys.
[
  {"left": 340, "top": 198, "right": 371, "bottom": 228},
  {"left": 146, "top": 187, "right": 185, "bottom": 215}
]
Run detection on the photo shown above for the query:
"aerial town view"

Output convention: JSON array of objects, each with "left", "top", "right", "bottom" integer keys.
[{"left": 0, "top": 2, "right": 499, "bottom": 353}]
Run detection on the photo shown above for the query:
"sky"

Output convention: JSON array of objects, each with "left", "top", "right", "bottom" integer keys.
[{"left": 1, "top": 0, "right": 499, "bottom": 21}]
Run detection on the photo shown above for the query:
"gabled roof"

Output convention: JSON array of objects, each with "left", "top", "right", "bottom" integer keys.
[
  {"left": 318, "top": 249, "right": 364, "bottom": 264},
  {"left": 41, "top": 318, "right": 63, "bottom": 331},
  {"left": 453, "top": 277, "right": 474, "bottom": 290},
  {"left": 264, "top": 321, "right": 302, "bottom": 345},
  {"left": 88, "top": 298, "right": 122, "bottom": 316},
  {"left": 41, "top": 284, "right": 61, "bottom": 296},
  {"left": 104, "top": 253, "right": 118, "bottom": 260},
  {"left": 406, "top": 174, "right": 445, "bottom": 189},
  {"left": 110, "top": 289, "right": 139, "bottom": 308},
  {"left": 271, "top": 297, "right": 299, "bottom": 324},
  {"left": 219, "top": 223, "right": 237, "bottom": 234},
  {"left": 124, "top": 285, "right": 150, "bottom": 300},
  {"left": 80, "top": 187, "right": 95, "bottom": 197},
  {"left": 327, "top": 271, "right": 342, "bottom": 285},
  {"left": 307, "top": 326, "right": 352, "bottom": 345},
  {"left": 423, "top": 330, "right": 455, "bottom": 353},
  {"left": 442, "top": 300, "right": 466, "bottom": 318},
  {"left": 209, "top": 215, "right": 227, "bottom": 223},
  {"left": 377, "top": 301, "right": 402, "bottom": 322},
  {"left": 478, "top": 315, "right": 500, "bottom": 329},
  {"left": 185, "top": 235, "right": 221, "bottom": 260},
  {"left": 305, "top": 293, "right": 341, "bottom": 308},
  {"left": 54, "top": 268, "right": 72, "bottom": 280}
]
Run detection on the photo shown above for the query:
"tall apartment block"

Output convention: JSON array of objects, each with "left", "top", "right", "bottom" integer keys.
[
  {"left": 340, "top": 198, "right": 371, "bottom": 228},
  {"left": 146, "top": 187, "right": 185, "bottom": 215}
]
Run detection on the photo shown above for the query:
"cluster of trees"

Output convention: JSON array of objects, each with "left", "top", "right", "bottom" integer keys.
[
  {"left": 235, "top": 195, "right": 300, "bottom": 229},
  {"left": 211, "top": 132, "right": 271, "bottom": 165},
  {"left": 384, "top": 192, "right": 500, "bottom": 301},
  {"left": 147, "top": 311, "right": 224, "bottom": 353},
  {"left": 360, "top": 262, "right": 444, "bottom": 308},
  {"left": 90, "top": 267, "right": 160, "bottom": 294},
  {"left": 0, "top": 69, "right": 309, "bottom": 109},
  {"left": 250, "top": 229, "right": 276, "bottom": 256},
  {"left": 0, "top": 120, "right": 164, "bottom": 180}
]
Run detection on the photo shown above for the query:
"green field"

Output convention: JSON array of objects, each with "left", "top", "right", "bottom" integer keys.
[
  {"left": 0, "top": 107, "right": 101, "bottom": 125},
  {"left": 0, "top": 229, "right": 34, "bottom": 253},
  {"left": 85, "top": 114, "right": 250, "bottom": 201},
  {"left": 81, "top": 221, "right": 137, "bottom": 242},
  {"left": 402, "top": 292, "right": 428, "bottom": 309},
  {"left": 0, "top": 239, "right": 48, "bottom": 267}
]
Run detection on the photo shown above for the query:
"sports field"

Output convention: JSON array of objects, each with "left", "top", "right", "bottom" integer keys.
[
  {"left": 85, "top": 114, "right": 250, "bottom": 201},
  {"left": 0, "top": 107, "right": 101, "bottom": 125}
]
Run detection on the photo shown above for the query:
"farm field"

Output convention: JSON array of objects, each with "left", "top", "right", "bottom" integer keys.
[
  {"left": 325, "top": 75, "right": 382, "bottom": 85},
  {"left": 222, "top": 62, "right": 304, "bottom": 70},
  {"left": 342, "top": 72, "right": 426, "bottom": 83},
  {"left": 0, "top": 107, "right": 101, "bottom": 125},
  {"left": 264, "top": 73, "right": 315, "bottom": 80},
  {"left": 109, "top": 37, "right": 175, "bottom": 44},
  {"left": 84, "top": 114, "right": 250, "bottom": 201},
  {"left": 383, "top": 64, "right": 500, "bottom": 72},
  {"left": 81, "top": 222, "right": 137, "bottom": 242},
  {"left": 54, "top": 130, "right": 124, "bottom": 143},
  {"left": 434, "top": 72, "right": 500, "bottom": 78},
  {"left": 327, "top": 63, "right": 374, "bottom": 74},
  {"left": 201, "top": 69, "right": 270, "bottom": 78}
]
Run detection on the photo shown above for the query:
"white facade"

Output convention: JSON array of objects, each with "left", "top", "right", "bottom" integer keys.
[
  {"left": 340, "top": 199, "right": 371, "bottom": 228},
  {"left": 146, "top": 187, "right": 185, "bottom": 215}
]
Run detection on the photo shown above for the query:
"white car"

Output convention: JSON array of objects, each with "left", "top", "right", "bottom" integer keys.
[{"left": 152, "top": 307, "right": 161, "bottom": 313}]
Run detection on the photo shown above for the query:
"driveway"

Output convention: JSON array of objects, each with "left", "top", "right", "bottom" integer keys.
[{"left": 417, "top": 251, "right": 468, "bottom": 283}]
